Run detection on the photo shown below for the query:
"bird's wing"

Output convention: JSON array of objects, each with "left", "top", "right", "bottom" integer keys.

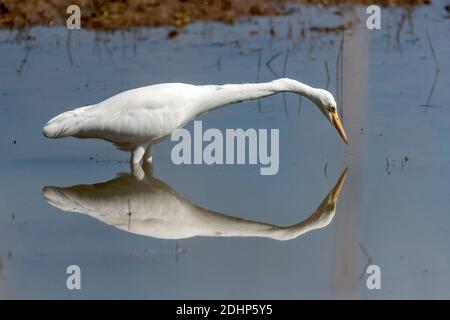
[
  {"left": 44, "top": 83, "right": 200, "bottom": 145},
  {"left": 78, "top": 83, "right": 199, "bottom": 142}
]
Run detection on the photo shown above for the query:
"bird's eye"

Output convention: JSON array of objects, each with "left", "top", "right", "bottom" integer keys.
[{"left": 327, "top": 106, "right": 336, "bottom": 113}]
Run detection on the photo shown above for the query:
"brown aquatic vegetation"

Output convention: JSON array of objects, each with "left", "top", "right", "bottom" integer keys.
[{"left": 0, "top": 0, "right": 432, "bottom": 30}]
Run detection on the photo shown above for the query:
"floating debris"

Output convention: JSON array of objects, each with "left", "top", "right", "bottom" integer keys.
[{"left": 167, "top": 29, "right": 179, "bottom": 39}]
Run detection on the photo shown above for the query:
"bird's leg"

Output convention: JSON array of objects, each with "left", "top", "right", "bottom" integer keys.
[
  {"left": 131, "top": 145, "right": 145, "bottom": 165},
  {"left": 142, "top": 161, "right": 154, "bottom": 177},
  {"left": 144, "top": 145, "right": 153, "bottom": 163},
  {"left": 130, "top": 163, "right": 145, "bottom": 180}
]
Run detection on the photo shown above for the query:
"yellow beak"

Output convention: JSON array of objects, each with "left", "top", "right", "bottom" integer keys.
[
  {"left": 331, "top": 167, "right": 348, "bottom": 203},
  {"left": 332, "top": 112, "right": 349, "bottom": 145}
]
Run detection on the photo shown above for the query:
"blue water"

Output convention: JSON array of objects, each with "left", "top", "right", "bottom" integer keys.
[{"left": 0, "top": 3, "right": 449, "bottom": 299}]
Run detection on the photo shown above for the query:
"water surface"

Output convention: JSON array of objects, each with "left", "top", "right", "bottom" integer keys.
[{"left": 0, "top": 4, "right": 449, "bottom": 299}]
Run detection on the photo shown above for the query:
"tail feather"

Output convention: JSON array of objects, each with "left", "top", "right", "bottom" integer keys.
[{"left": 43, "top": 106, "right": 93, "bottom": 138}]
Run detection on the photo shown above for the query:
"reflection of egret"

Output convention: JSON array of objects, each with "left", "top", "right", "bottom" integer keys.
[
  {"left": 43, "top": 78, "right": 348, "bottom": 164},
  {"left": 42, "top": 165, "right": 348, "bottom": 241}
]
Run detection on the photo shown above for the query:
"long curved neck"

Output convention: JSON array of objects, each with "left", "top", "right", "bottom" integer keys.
[
  {"left": 171, "top": 204, "right": 325, "bottom": 240},
  {"left": 194, "top": 78, "right": 318, "bottom": 115}
]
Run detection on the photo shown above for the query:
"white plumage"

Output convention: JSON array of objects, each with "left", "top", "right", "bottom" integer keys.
[
  {"left": 43, "top": 164, "right": 347, "bottom": 240},
  {"left": 43, "top": 78, "right": 348, "bottom": 164}
]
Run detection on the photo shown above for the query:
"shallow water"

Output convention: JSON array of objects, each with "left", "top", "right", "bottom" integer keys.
[{"left": 0, "top": 4, "right": 449, "bottom": 299}]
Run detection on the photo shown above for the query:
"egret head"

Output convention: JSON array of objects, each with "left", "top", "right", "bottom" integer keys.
[
  {"left": 309, "top": 167, "right": 348, "bottom": 229},
  {"left": 313, "top": 89, "right": 348, "bottom": 145}
]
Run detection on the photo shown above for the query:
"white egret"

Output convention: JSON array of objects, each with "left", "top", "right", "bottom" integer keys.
[
  {"left": 43, "top": 165, "right": 348, "bottom": 240},
  {"left": 43, "top": 78, "right": 348, "bottom": 164}
]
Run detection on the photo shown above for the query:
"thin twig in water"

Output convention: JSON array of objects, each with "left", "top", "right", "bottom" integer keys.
[
  {"left": 419, "top": 104, "right": 449, "bottom": 109},
  {"left": 358, "top": 242, "right": 374, "bottom": 280},
  {"left": 323, "top": 162, "right": 328, "bottom": 179},
  {"left": 216, "top": 56, "right": 221, "bottom": 72},
  {"left": 324, "top": 60, "right": 330, "bottom": 90},
  {"left": 283, "top": 94, "right": 289, "bottom": 118},
  {"left": 422, "top": 29, "right": 440, "bottom": 112},
  {"left": 266, "top": 51, "right": 283, "bottom": 78},
  {"left": 287, "top": 21, "right": 292, "bottom": 39},
  {"left": 396, "top": 13, "right": 405, "bottom": 57},
  {"left": 360, "top": 242, "right": 371, "bottom": 261},
  {"left": 16, "top": 45, "right": 32, "bottom": 75},
  {"left": 66, "top": 30, "right": 74, "bottom": 66},
  {"left": 297, "top": 96, "right": 303, "bottom": 119},
  {"left": 282, "top": 49, "right": 290, "bottom": 118},
  {"left": 282, "top": 49, "right": 289, "bottom": 77},
  {"left": 256, "top": 52, "right": 262, "bottom": 81},
  {"left": 423, "top": 72, "right": 439, "bottom": 112},
  {"left": 385, "top": 14, "right": 392, "bottom": 54},
  {"left": 94, "top": 32, "right": 102, "bottom": 63},
  {"left": 425, "top": 29, "right": 440, "bottom": 73},
  {"left": 256, "top": 52, "right": 262, "bottom": 112}
]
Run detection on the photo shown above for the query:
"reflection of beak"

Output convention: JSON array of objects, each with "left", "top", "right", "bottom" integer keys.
[
  {"left": 331, "top": 167, "right": 348, "bottom": 203},
  {"left": 332, "top": 113, "right": 349, "bottom": 145}
]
